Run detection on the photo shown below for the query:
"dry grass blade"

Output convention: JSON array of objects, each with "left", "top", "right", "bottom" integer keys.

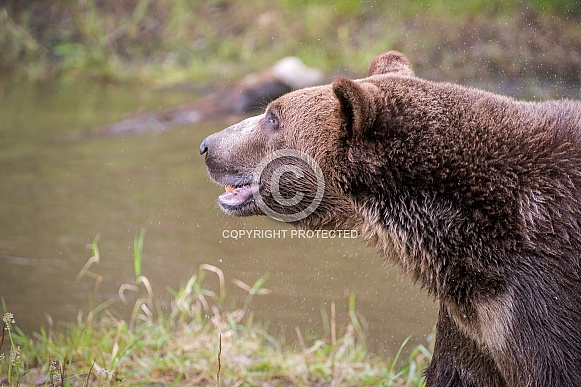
[
  {"left": 217, "top": 333, "right": 222, "bottom": 387},
  {"left": 84, "top": 361, "right": 95, "bottom": 386}
]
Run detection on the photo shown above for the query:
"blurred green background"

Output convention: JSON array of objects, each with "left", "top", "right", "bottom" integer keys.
[{"left": 2, "top": 0, "right": 580, "bottom": 90}]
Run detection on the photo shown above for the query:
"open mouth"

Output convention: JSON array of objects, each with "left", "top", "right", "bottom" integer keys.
[{"left": 218, "top": 182, "right": 260, "bottom": 209}]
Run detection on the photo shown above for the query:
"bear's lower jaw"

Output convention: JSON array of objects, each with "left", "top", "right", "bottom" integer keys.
[
  {"left": 218, "top": 183, "right": 260, "bottom": 210},
  {"left": 218, "top": 197, "right": 261, "bottom": 217}
]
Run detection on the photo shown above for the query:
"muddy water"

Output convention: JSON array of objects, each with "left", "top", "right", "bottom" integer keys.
[{"left": 0, "top": 80, "right": 436, "bottom": 354}]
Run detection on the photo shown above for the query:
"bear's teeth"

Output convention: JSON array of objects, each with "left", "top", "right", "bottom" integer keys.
[{"left": 225, "top": 185, "right": 235, "bottom": 193}]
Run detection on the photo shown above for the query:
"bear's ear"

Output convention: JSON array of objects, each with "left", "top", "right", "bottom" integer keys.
[
  {"left": 332, "top": 78, "right": 373, "bottom": 139},
  {"left": 368, "top": 51, "right": 414, "bottom": 77}
]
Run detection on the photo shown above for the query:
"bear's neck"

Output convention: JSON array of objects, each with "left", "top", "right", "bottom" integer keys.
[
  {"left": 355, "top": 194, "right": 507, "bottom": 304},
  {"left": 345, "top": 87, "right": 527, "bottom": 301}
]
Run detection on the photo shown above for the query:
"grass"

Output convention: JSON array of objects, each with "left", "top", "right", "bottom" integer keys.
[
  {"left": 2, "top": 0, "right": 581, "bottom": 88},
  {"left": 0, "top": 235, "right": 432, "bottom": 386}
]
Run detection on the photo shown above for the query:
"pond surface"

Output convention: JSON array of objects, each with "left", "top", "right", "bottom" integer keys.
[{"left": 0, "top": 79, "right": 437, "bottom": 355}]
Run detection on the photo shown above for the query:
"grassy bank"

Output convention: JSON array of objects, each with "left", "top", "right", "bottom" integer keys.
[
  {"left": 0, "top": 236, "right": 431, "bottom": 386},
  {"left": 2, "top": 0, "right": 581, "bottom": 88}
]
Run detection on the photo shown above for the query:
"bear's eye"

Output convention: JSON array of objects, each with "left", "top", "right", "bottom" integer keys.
[{"left": 265, "top": 113, "right": 279, "bottom": 130}]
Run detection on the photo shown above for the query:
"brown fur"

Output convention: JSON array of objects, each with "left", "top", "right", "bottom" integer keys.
[{"left": 201, "top": 52, "right": 581, "bottom": 386}]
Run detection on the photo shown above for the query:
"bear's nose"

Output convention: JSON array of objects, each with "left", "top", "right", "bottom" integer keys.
[{"left": 199, "top": 136, "right": 209, "bottom": 155}]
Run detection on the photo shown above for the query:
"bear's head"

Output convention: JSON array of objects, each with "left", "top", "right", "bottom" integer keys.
[{"left": 200, "top": 51, "right": 415, "bottom": 229}]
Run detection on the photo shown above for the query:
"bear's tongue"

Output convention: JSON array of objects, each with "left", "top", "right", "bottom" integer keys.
[{"left": 219, "top": 184, "right": 259, "bottom": 207}]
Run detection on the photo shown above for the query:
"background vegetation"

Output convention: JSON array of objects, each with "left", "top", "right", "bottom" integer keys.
[{"left": 2, "top": 0, "right": 581, "bottom": 88}]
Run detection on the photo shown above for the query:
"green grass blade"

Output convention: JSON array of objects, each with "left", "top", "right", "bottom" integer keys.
[{"left": 134, "top": 228, "right": 145, "bottom": 278}]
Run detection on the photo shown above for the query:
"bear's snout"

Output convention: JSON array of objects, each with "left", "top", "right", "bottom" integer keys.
[
  {"left": 199, "top": 133, "right": 224, "bottom": 179},
  {"left": 199, "top": 136, "right": 210, "bottom": 155}
]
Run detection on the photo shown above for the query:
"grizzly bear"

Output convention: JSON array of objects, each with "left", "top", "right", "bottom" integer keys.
[{"left": 200, "top": 51, "right": 581, "bottom": 386}]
